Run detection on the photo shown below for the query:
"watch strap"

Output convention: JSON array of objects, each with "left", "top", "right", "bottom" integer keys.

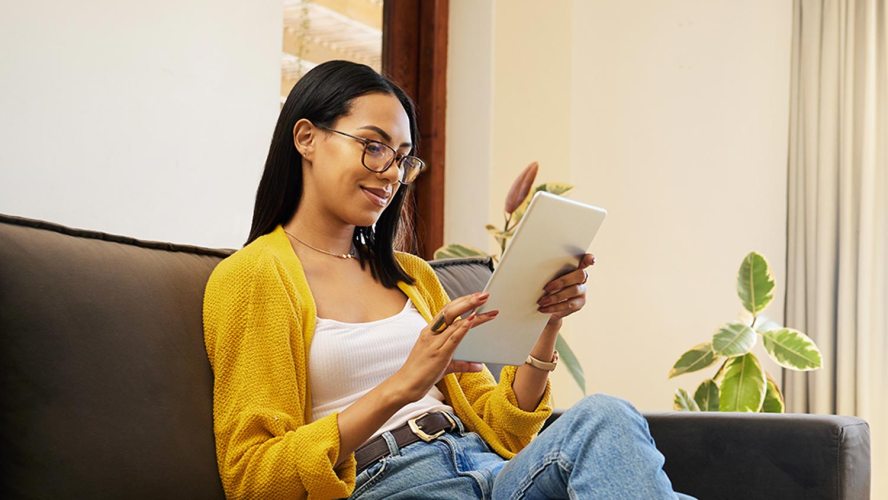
[{"left": 525, "top": 350, "right": 559, "bottom": 371}]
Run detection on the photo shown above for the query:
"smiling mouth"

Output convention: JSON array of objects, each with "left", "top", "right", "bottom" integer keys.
[{"left": 361, "top": 186, "right": 391, "bottom": 207}]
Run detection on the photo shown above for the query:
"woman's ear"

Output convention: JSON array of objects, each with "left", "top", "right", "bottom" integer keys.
[{"left": 292, "top": 118, "right": 316, "bottom": 159}]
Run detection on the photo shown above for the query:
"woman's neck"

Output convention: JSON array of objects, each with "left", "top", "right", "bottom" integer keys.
[{"left": 284, "top": 205, "right": 355, "bottom": 257}]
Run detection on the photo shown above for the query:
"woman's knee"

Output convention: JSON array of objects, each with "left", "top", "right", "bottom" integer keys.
[
  {"left": 556, "top": 394, "right": 654, "bottom": 448},
  {"left": 576, "top": 394, "right": 638, "bottom": 417},
  {"left": 565, "top": 394, "right": 646, "bottom": 431}
]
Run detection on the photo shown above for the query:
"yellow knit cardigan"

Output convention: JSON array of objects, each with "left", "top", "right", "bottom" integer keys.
[{"left": 202, "top": 225, "right": 552, "bottom": 499}]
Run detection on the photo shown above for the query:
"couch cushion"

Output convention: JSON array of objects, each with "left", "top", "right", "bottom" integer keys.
[
  {"left": 0, "top": 214, "right": 230, "bottom": 499},
  {"left": 427, "top": 256, "right": 494, "bottom": 299},
  {"left": 643, "top": 411, "right": 871, "bottom": 500}
]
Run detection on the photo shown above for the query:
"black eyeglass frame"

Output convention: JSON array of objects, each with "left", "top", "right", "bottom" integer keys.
[{"left": 317, "top": 126, "right": 427, "bottom": 185}]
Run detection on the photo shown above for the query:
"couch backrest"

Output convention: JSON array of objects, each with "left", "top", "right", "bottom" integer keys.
[
  {"left": 0, "top": 214, "right": 493, "bottom": 498},
  {"left": 0, "top": 215, "right": 232, "bottom": 498}
]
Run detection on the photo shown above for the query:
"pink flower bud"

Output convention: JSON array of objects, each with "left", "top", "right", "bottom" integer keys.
[{"left": 504, "top": 161, "right": 539, "bottom": 214}]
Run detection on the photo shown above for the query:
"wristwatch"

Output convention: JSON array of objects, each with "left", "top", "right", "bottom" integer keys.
[{"left": 525, "top": 350, "right": 559, "bottom": 371}]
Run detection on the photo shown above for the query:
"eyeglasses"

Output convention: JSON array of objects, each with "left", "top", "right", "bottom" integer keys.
[{"left": 317, "top": 126, "right": 426, "bottom": 185}]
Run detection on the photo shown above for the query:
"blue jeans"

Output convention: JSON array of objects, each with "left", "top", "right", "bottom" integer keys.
[{"left": 349, "top": 394, "right": 695, "bottom": 499}]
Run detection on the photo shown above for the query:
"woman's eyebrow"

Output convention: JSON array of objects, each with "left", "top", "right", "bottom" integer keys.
[{"left": 358, "top": 125, "right": 412, "bottom": 148}]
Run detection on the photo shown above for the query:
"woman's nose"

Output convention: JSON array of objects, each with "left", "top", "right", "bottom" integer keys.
[{"left": 378, "top": 160, "right": 401, "bottom": 185}]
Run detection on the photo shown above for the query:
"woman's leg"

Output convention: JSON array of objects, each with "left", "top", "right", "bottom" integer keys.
[{"left": 490, "top": 394, "right": 690, "bottom": 500}]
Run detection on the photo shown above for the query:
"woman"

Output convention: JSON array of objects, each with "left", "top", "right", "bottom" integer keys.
[{"left": 203, "top": 60, "right": 688, "bottom": 499}]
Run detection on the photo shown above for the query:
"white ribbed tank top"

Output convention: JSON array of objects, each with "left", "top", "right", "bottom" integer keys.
[{"left": 308, "top": 299, "right": 454, "bottom": 444}]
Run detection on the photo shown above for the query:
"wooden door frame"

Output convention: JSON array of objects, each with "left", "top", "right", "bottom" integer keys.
[{"left": 382, "top": 0, "right": 448, "bottom": 259}]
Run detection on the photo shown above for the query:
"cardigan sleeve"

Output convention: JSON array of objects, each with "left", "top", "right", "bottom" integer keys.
[
  {"left": 456, "top": 366, "right": 553, "bottom": 453},
  {"left": 203, "top": 254, "right": 357, "bottom": 500},
  {"left": 406, "top": 256, "right": 553, "bottom": 453}
]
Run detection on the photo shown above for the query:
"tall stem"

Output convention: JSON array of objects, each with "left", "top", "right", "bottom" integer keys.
[
  {"left": 713, "top": 358, "right": 730, "bottom": 382},
  {"left": 500, "top": 212, "right": 513, "bottom": 257}
]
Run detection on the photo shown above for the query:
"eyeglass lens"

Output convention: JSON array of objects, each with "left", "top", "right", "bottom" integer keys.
[{"left": 362, "top": 142, "right": 424, "bottom": 184}]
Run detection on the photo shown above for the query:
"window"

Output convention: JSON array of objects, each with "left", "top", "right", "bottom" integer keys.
[{"left": 281, "top": 0, "right": 383, "bottom": 102}]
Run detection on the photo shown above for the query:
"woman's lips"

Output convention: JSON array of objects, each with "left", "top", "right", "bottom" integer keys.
[{"left": 361, "top": 187, "right": 390, "bottom": 207}]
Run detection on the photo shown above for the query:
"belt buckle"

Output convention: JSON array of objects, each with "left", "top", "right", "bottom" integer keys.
[{"left": 407, "top": 411, "right": 455, "bottom": 443}]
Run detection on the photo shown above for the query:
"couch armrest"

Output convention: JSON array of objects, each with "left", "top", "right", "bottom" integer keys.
[{"left": 542, "top": 410, "right": 870, "bottom": 500}]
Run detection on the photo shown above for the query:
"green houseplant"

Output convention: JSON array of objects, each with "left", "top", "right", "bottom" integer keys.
[
  {"left": 669, "top": 252, "right": 823, "bottom": 412},
  {"left": 434, "top": 162, "right": 587, "bottom": 393}
]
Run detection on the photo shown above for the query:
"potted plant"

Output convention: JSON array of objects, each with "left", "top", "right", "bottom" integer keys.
[{"left": 669, "top": 252, "right": 823, "bottom": 412}]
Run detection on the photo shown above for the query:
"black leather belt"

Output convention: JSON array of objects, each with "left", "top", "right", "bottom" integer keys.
[{"left": 355, "top": 411, "right": 458, "bottom": 474}]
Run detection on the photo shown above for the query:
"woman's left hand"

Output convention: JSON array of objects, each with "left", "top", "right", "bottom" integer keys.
[{"left": 537, "top": 253, "right": 596, "bottom": 324}]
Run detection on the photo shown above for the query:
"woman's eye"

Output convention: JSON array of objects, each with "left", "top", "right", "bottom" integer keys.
[{"left": 365, "top": 142, "right": 387, "bottom": 156}]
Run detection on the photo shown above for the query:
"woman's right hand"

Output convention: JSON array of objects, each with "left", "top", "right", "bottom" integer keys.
[
  {"left": 334, "top": 292, "right": 498, "bottom": 468},
  {"left": 391, "top": 292, "right": 499, "bottom": 404}
]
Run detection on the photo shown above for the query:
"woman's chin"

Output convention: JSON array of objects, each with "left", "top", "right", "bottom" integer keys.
[{"left": 348, "top": 210, "right": 383, "bottom": 228}]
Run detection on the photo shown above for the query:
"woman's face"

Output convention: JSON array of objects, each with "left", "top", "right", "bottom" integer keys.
[{"left": 302, "top": 92, "right": 412, "bottom": 228}]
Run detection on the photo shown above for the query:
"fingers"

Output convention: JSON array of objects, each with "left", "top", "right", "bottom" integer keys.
[
  {"left": 538, "top": 283, "right": 586, "bottom": 309},
  {"left": 543, "top": 253, "right": 595, "bottom": 293},
  {"left": 431, "top": 292, "right": 490, "bottom": 334},
  {"left": 434, "top": 309, "right": 498, "bottom": 350},
  {"left": 539, "top": 296, "right": 585, "bottom": 315}
]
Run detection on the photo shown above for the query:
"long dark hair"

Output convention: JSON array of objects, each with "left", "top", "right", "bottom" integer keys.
[{"left": 246, "top": 60, "right": 417, "bottom": 288}]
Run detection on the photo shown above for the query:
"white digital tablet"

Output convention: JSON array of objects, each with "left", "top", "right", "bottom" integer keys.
[{"left": 453, "top": 191, "right": 607, "bottom": 365}]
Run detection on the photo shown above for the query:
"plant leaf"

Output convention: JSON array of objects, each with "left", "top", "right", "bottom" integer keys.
[
  {"left": 674, "top": 388, "right": 700, "bottom": 411},
  {"left": 694, "top": 379, "right": 720, "bottom": 411},
  {"left": 719, "top": 353, "right": 766, "bottom": 412},
  {"left": 556, "top": 333, "right": 585, "bottom": 394},
  {"left": 762, "top": 328, "right": 823, "bottom": 371},
  {"left": 536, "top": 182, "right": 574, "bottom": 196},
  {"left": 433, "top": 244, "right": 489, "bottom": 260},
  {"left": 712, "top": 322, "right": 758, "bottom": 357},
  {"left": 668, "top": 342, "right": 719, "bottom": 378},
  {"left": 504, "top": 161, "right": 539, "bottom": 214},
  {"left": 484, "top": 224, "right": 516, "bottom": 248},
  {"left": 737, "top": 252, "right": 775, "bottom": 315},
  {"left": 761, "top": 375, "right": 785, "bottom": 413},
  {"left": 511, "top": 182, "right": 575, "bottom": 224}
]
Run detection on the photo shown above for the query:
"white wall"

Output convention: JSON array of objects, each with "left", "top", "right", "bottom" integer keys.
[
  {"left": 0, "top": 0, "right": 283, "bottom": 249},
  {"left": 448, "top": 0, "right": 792, "bottom": 410}
]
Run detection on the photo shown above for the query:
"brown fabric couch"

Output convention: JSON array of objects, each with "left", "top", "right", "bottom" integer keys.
[{"left": 0, "top": 214, "right": 871, "bottom": 499}]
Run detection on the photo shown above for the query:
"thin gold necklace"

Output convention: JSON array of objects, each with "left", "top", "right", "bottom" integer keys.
[{"left": 283, "top": 228, "right": 356, "bottom": 260}]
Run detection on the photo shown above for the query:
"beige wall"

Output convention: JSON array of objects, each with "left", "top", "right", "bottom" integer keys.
[
  {"left": 448, "top": 0, "right": 792, "bottom": 410},
  {"left": 445, "top": 0, "right": 494, "bottom": 251},
  {"left": 446, "top": 0, "right": 572, "bottom": 253}
]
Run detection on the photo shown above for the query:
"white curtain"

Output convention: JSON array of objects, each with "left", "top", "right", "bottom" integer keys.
[{"left": 784, "top": 0, "right": 887, "bottom": 497}]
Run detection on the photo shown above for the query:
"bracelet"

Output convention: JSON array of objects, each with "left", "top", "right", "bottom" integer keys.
[{"left": 524, "top": 350, "right": 559, "bottom": 371}]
